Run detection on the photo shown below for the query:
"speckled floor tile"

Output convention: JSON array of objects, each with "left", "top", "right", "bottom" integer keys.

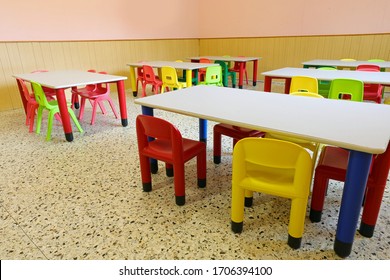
[{"left": 0, "top": 83, "right": 389, "bottom": 260}]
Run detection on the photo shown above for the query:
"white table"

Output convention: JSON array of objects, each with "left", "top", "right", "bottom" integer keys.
[
  {"left": 302, "top": 59, "right": 390, "bottom": 70},
  {"left": 262, "top": 67, "right": 390, "bottom": 93},
  {"left": 14, "top": 70, "right": 128, "bottom": 141},
  {"left": 188, "top": 56, "right": 261, "bottom": 88},
  {"left": 134, "top": 85, "right": 390, "bottom": 258},
  {"left": 127, "top": 61, "right": 218, "bottom": 96}
]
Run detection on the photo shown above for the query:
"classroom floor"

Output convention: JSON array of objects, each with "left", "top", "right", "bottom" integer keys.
[{"left": 1, "top": 81, "right": 389, "bottom": 260}]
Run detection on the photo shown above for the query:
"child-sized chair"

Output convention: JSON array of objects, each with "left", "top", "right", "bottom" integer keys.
[
  {"left": 160, "top": 66, "right": 187, "bottom": 93},
  {"left": 31, "top": 81, "right": 83, "bottom": 141},
  {"left": 231, "top": 138, "right": 312, "bottom": 249}
]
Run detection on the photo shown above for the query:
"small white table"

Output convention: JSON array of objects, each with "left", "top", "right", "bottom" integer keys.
[
  {"left": 126, "top": 61, "right": 218, "bottom": 96},
  {"left": 262, "top": 67, "right": 390, "bottom": 93},
  {"left": 134, "top": 85, "right": 390, "bottom": 258},
  {"left": 189, "top": 56, "right": 261, "bottom": 89},
  {"left": 302, "top": 59, "right": 390, "bottom": 70},
  {"left": 14, "top": 70, "right": 128, "bottom": 142}
]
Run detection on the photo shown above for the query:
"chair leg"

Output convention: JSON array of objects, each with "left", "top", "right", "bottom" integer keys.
[
  {"left": 287, "top": 197, "right": 308, "bottom": 249},
  {"left": 197, "top": 150, "right": 207, "bottom": 188},
  {"left": 90, "top": 100, "right": 98, "bottom": 125},
  {"left": 107, "top": 98, "right": 119, "bottom": 119},
  {"left": 231, "top": 182, "right": 245, "bottom": 233},
  {"left": 68, "top": 108, "right": 84, "bottom": 133},
  {"left": 78, "top": 97, "right": 86, "bottom": 121},
  {"left": 140, "top": 155, "right": 152, "bottom": 192},
  {"left": 213, "top": 127, "right": 223, "bottom": 164},
  {"left": 45, "top": 110, "right": 55, "bottom": 141},
  {"left": 309, "top": 171, "right": 329, "bottom": 222},
  {"left": 173, "top": 163, "right": 186, "bottom": 206},
  {"left": 36, "top": 106, "right": 44, "bottom": 135}
]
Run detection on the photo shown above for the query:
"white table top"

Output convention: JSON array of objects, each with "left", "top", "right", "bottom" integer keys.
[
  {"left": 135, "top": 85, "right": 390, "bottom": 154},
  {"left": 127, "top": 61, "right": 218, "bottom": 70},
  {"left": 262, "top": 67, "right": 390, "bottom": 84},
  {"left": 189, "top": 56, "right": 261, "bottom": 62},
  {"left": 302, "top": 59, "right": 390, "bottom": 69},
  {"left": 13, "top": 70, "right": 127, "bottom": 89}
]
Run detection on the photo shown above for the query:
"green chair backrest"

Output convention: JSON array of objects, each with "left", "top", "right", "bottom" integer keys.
[
  {"left": 31, "top": 81, "right": 56, "bottom": 110},
  {"left": 201, "top": 66, "right": 223, "bottom": 86},
  {"left": 328, "top": 78, "right": 364, "bottom": 102}
]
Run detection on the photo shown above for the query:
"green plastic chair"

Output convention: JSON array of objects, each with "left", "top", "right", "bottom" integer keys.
[
  {"left": 31, "top": 81, "right": 83, "bottom": 141},
  {"left": 328, "top": 78, "right": 364, "bottom": 102},
  {"left": 215, "top": 60, "right": 236, "bottom": 88},
  {"left": 198, "top": 65, "right": 223, "bottom": 87},
  {"left": 317, "top": 66, "right": 337, "bottom": 98}
]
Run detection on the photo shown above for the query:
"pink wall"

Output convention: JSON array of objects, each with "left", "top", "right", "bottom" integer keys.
[{"left": 1, "top": 0, "right": 389, "bottom": 41}]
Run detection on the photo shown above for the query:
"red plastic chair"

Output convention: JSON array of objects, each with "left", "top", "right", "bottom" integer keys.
[
  {"left": 136, "top": 66, "right": 145, "bottom": 93},
  {"left": 78, "top": 71, "right": 119, "bottom": 125},
  {"left": 141, "top": 65, "right": 162, "bottom": 97},
  {"left": 310, "top": 142, "right": 390, "bottom": 238},
  {"left": 198, "top": 58, "right": 211, "bottom": 82},
  {"left": 228, "top": 57, "right": 248, "bottom": 85},
  {"left": 213, "top": 124, "right": 265, "bottom": 164},
  {"left": 31, "top": 70, "right": 57, "bottom": 100},
  {"left": 356, "top": 64, "right": 383, "bottom": 103},
  {"left": 70, "top": 69, "right": 97, "bottom": 109},
  {"left": 136, "top": 115, "right": 207, "bottom": 206}
]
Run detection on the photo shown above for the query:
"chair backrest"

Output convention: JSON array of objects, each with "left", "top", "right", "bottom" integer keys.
[
  {"left": 143, "top": 65, "right": 159, "bottom": 83},
  {"left": 161, "top": 66, "right": 181, "bottom": 89},
  {"left": 289, "top": 76, "right": 319, "bottom": 94},
  {"left": 136, "top": 114, "right": 183, "bottom": 155},
  {"left": 203, "top": 66, "right": 223, "bottom": 86},
  {"left": 199, "top": 58, "right": 211, "bottom": 64},
  {"left": 369, "top": 142, "right": 390, "bottom": 186},
  {"left": 17, "top": 78, "right": 35, "bottom": 102},
  {"left": 233, "top": 138, "right": 312, "bottom": 191},
  {"left": 290, "top": 92, "right": 324, "bottom": 98},
  {"left": 356, "top": 64, "right": 381, "bottom": 72},
  {"left": 31, "top": 81, "right": 53, "bottom": 109},
  {"left": 215, "top": 60, "right": 228, "bottom": 74},
  {"left": 94, "top": 71, "right": 110, "bottom": 94},
  {"left": 328, "top": 78, "right": 364, "bottom": 102}
]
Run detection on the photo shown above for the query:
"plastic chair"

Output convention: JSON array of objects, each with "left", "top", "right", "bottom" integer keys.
[
  {"left": 31, "top": 81, "right": 83, "bottom": 141},
  {"left": 338, "top": 58, "right": 356, "bottom": 70},
  {"left": 197, "top": 58, "right": 211, "bottom": 82},
  {"left": 17, "top": 78, "right": 40, "bottom": 132},
  {"left": 310, "top": 142, "right": 390, "bottom": 238},
  {"left": 31, "top": 70, "right": 57, "bottom": 100},
  {"left": 198, "top": 65, "right": 223, "bottom": 86},
  {"left": 176, "top": 60, "right": 198, "bottom": 85},
  {"left": 289, "top": 76, "right": 318, "bottom": 94},
  {"left": 141, "top": 65, "right": 162, "bottom": 97},
  {"left": 78, "top": 71, "right": 119, "bottom": 125},
  {"left": 231, "top": 138, "right": 312, "bottom": 249},
  {"left": 229, "top": 57, "right": 248, "bottom": 85},
  {"left": 70, "top": 69, "right": 97, "bottom": 109},
  {"left": 215, "top": 60, "right": 236, "bottom": 87},
  {"left": 356, "top": 64, "right": 383, "bottom": 103},
  {"left": 328, "top": 78, "right": 364, "bottom": 102},
  {"left": 317, "top": 67, "right": 337, "bottom": 98},
  {"left": 160, "top": 66, "right": 187, "bottom": 93},
  {"left": 135, "top": 115, "right": 207, "bottom": 206},
  {"left": 265, "top": 90, "right": 323, "bottom": 177}
]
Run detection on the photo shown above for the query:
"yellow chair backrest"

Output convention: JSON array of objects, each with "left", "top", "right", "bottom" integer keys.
[
  {"left": 289, "top": 76, "right": 318, "bottom": 94},
  {"left": 161, "top": 66, "right": 187, "bottom": 93}
]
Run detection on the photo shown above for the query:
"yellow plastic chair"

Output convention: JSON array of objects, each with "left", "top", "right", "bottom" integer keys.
[
  {"left": 338, "top": 58, "right": 356, "bottom": 70},
  {"left": 31, "top": 81, "right": 83, "bottom": 141},
  {"left": 289, "top": 76, "right": 318, "bottom": 94},
  {"left": 198, "top": 65, "right": 223, "bottom": 86},
  {"left": 160, "top": 66, "right": 187, "bottom": 93},
  {"left": 265, "top": 90, "right": 323, "bottom": 177},
  {"left": 231, "top": 138, "right": 312, "bottom": 249}
]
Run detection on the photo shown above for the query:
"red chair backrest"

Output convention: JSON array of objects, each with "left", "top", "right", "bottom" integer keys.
[
  {"left": 143, "top": 65, "right": 158, "bottom": 83},
  {"left": 356, "top": 64, "right": 380, "bottom": 72},
  {"left": 17, "top": 78, "right": 35, "bottom": 102},
  {"left": 369, "top": 142, "right": 390, "bottom": 186}
]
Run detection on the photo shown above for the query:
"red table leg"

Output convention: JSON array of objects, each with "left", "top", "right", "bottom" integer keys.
[
  {"left": 55, "top": 88, "right": 73, "bottom": 142},
  {"left": 264, "top": 76, "right": 272, "bottom": 92},
  {"left": 238, "top": 62, "right": 245, "bottom": 89},
  {"left": 252, "top": 60, "right": 258, "bottom": 86},
  {"left": 116, "top": 80, "right": 128, "bottom": 127}
]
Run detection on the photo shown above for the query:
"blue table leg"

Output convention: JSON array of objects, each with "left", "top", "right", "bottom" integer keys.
[
  {"left": 141, "top": 106, "right": 158, "bottom": 174},
  {"left": 334, "top": 150, "right": 372, "bottom": 258},
  {"left": 199, "top": 119, "right": 207, "bottom": 143}
]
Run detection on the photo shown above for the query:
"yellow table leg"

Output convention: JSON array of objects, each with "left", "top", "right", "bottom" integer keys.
[{"left": 129, "top": 66, "right": 137, "bottom": 97}]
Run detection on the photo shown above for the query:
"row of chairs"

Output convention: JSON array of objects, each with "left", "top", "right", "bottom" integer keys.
[
  {"left": 135, "top": 76, "right": 390, "bottom": 249},
  {"left": 19, "top": 69, "right": 118, "bottom": 140}
]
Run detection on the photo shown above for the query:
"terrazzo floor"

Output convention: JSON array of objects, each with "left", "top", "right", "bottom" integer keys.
[{"left": 1, "top": 81, "right": 389, "bottom": 260}]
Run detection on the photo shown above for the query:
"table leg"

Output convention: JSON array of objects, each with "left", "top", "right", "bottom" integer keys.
[
  {"left": 141, "top": 106, "right": 158, "bottom": 173},
  {"left": 334, "top": 150, "right": 372, "bottom": 258},
  {"left": 129, "top": 66, "right": 137, "bottom": 97},
  {"left": 252, "top": 60, "right": 258, "bottom": 86},
  {"left": 55, "top": 88, "right": 73, "bottom": 142},
  {"left": 264, "top": 76, "right": 272, "bottom": 92},
  {"left": 238, "top": 62, "right": 244, "bottom": 89},
  {"left": 186, "top": 69, "right": 193, "bottom": 87},
  {"left": 116, "top": 80, "right": 128, "bottom": 127},
  {"left": 199, "top": 119, "right": 207, "bottom": 143}
]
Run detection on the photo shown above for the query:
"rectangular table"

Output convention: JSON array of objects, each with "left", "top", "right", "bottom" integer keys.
[
  {"left": 262, "top": 67, "right": 390, "bottom": 94},
  {"left": 302, "top": 59, "right": 390, "bottom": 70},
  {"left": 127, "top": 61, "right": 218, "bottom": 96},
  {"left": 188, "top": 56, "right": 261, "bottom": 89},
  {"left": 13, "top": 70, "right": 128, "bottom": 142},
  {"left": 134, "top": 85, "right": 390, "bottom": 258}
]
